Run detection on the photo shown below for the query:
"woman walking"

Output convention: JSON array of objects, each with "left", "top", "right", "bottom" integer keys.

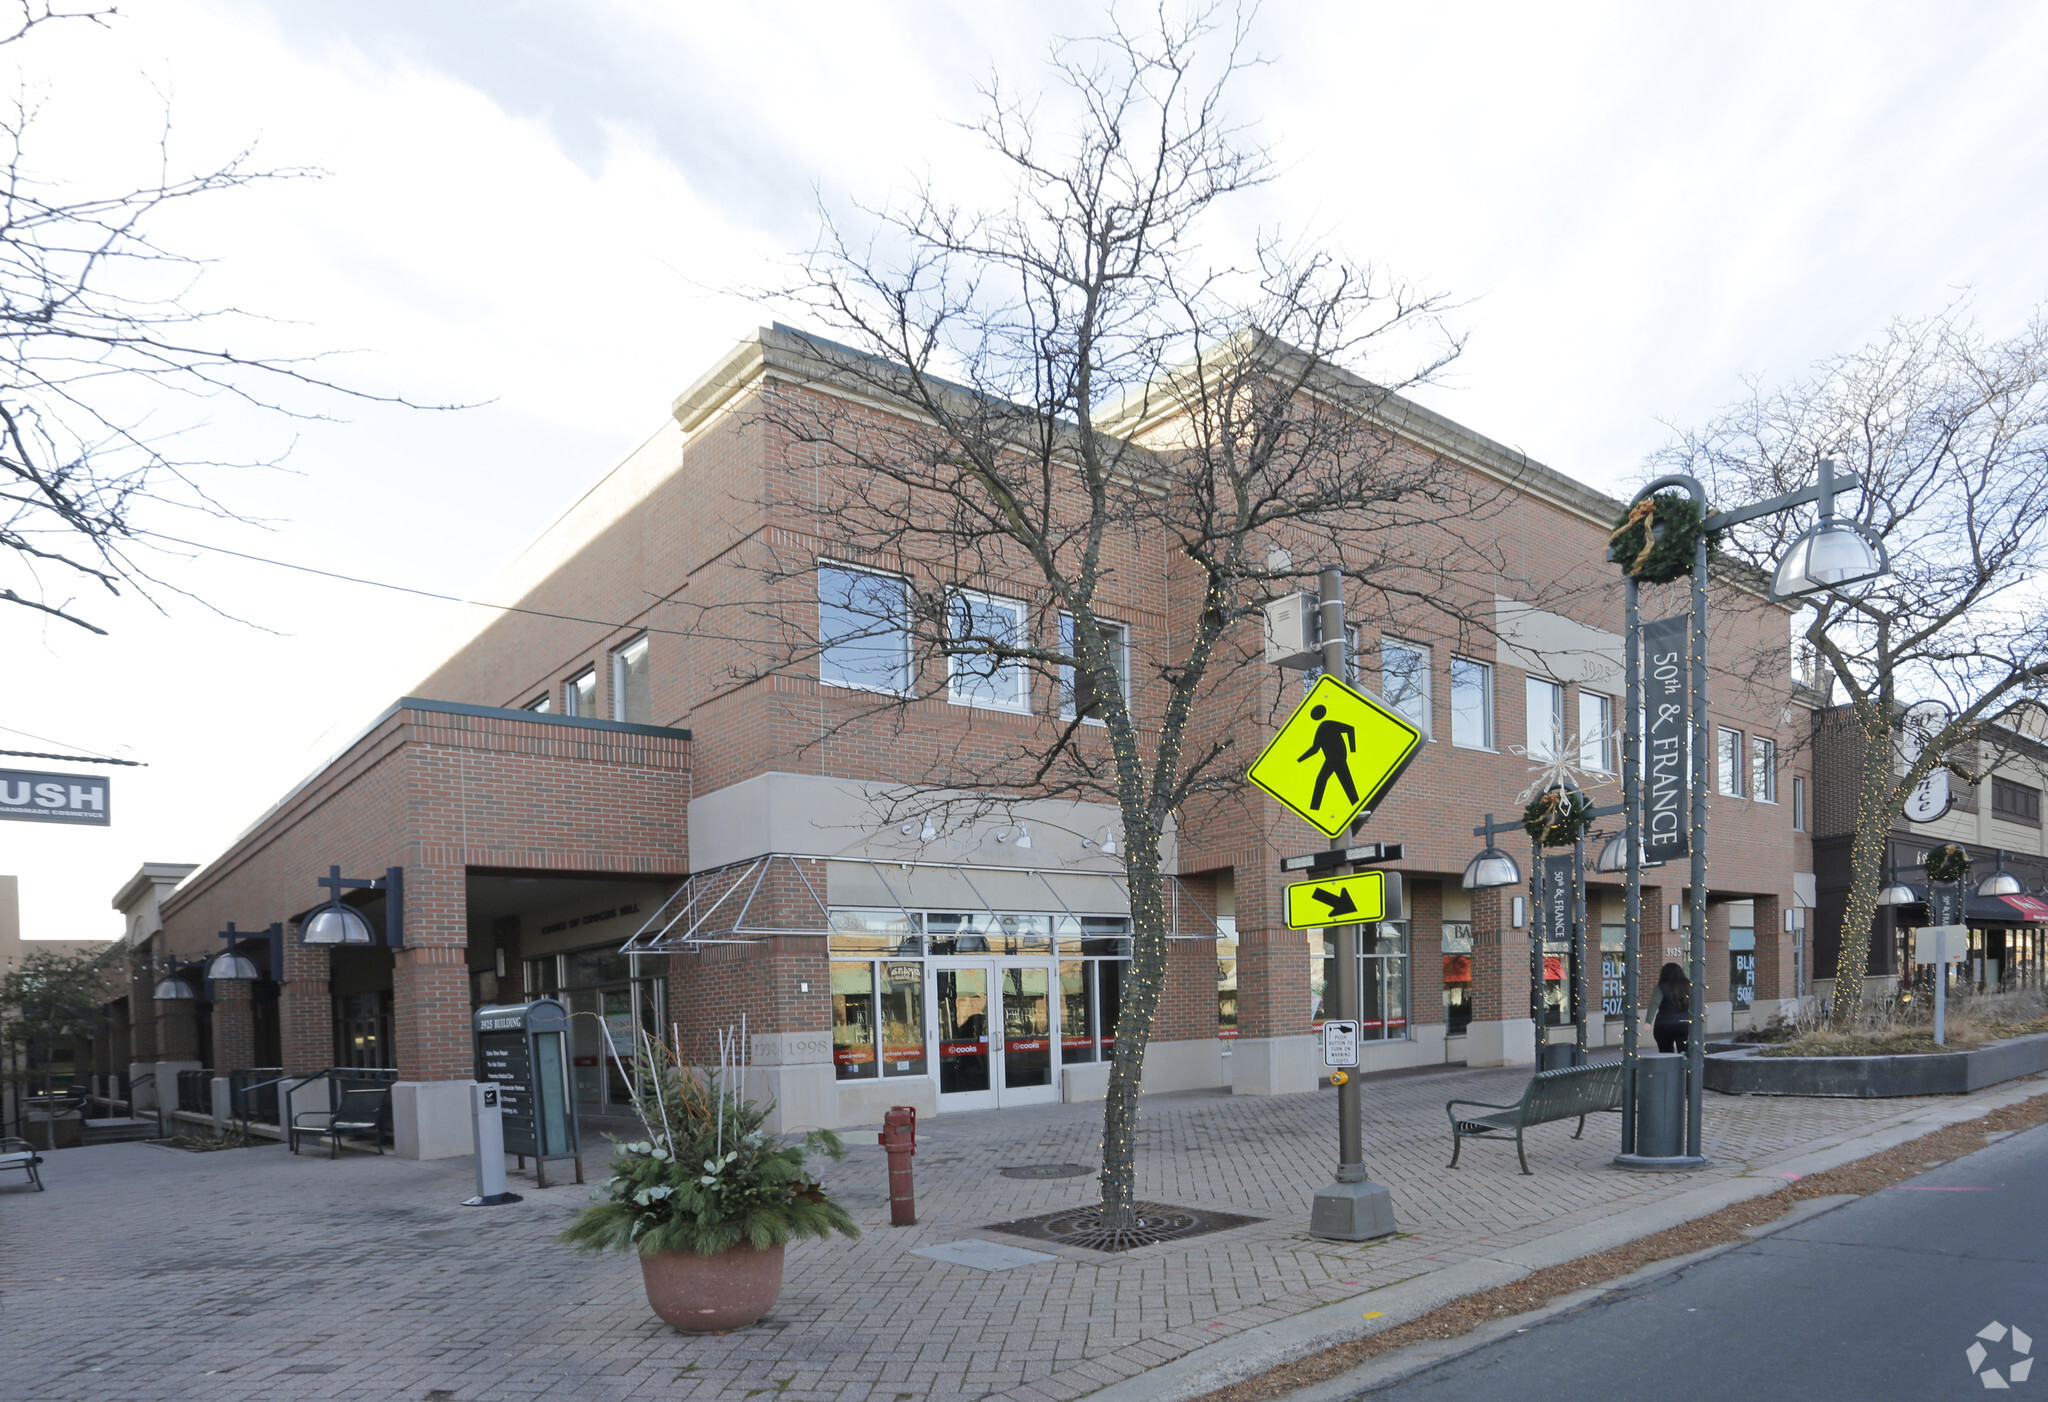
[{"left": 1651, "top": 962, "right": 1691, "bottom": 1053}]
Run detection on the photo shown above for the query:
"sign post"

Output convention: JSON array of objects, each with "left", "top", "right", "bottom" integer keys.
[
  {"left": 1915, "top": 924, "right": 1968, "bottom": 1047},
  {"left": 473, "top": 1000, "right": 583, "bottom": 1188},
  {"left": 1259, "top": 567, "right": 1406, "bottom": 1244}
]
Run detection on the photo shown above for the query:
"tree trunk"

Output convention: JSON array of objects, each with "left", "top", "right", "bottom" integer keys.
[
  {"left": 1098, "top": 818, "right": 1167, "bottom": 1230},
  {"left": 1831, "top": 702, "right": 1897, "bottom": 1027}
]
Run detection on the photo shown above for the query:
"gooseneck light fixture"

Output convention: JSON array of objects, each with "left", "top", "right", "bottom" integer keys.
[
  {"left": 1768, "top": 458, "right": 1892, "bottom": 602},
  {"left": 299, "top": 865, "right": 404, "bottom": 947},
  {"left": 1978, "top": 850, "right": 2022, "bottom": 898},
  {"left": 1462, "top": 812, "right": 1523, "bottom": 890},
  {"left": 150, "top": 957, "right": 196, "bottom": 1001}
]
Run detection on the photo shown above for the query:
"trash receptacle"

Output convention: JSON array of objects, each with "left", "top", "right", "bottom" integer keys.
[
  {"left": 1538, "top": 1042, "right": 1586, "bottom": 1071},
  {"left": 1634, "top": 1052, "right": 1685, "bottom": 1158}
]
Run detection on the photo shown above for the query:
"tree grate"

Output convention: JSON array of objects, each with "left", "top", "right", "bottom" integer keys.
[
  {"left": 997, "top": 1163, "right": 1094, "bottom": 1180},
  {"left": 985, "top": 1200, "right": 1262, "bottom": 1252}
]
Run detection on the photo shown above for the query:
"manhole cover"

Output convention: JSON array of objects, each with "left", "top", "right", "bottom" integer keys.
[
  {"left": 998, "top": 1163, "right": 1094, "bottom": 1180},
  {"left": 986, "top": 1200, "right": 1262, "bottom": 1253}
]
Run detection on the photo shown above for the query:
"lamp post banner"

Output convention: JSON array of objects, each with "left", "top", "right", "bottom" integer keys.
[
  {"left": 1640, "top": 614, "right": 1690, "bottom": 859},
  {"left": 1538, "top": 854, "right": 1575, "bottom": 950},
  {"left": 0, "top": 767, "right": 110, "bottom": 825}
]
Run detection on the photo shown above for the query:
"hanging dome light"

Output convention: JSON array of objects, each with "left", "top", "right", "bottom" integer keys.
[
  {"left": 1978, "top": 860, "right": 2023, "bottom": 897},
  {"left": 1877, "top": 879, "right": 1919, "bottom": 906},
  {"left": 1461, "top": 844, "right": 1522, "bottom": 890},
  {"left": 301, "top": 903, "right": 375, "bottom": 946},
  {"left": 1769, "top": 521, "right": 1889, "bottom": 602},
  {"left": 151, "top": 973, "right": 196, "bottom": 1000},
  {"left": 205, "top": 948, "right": 262, "bottom": 980}
]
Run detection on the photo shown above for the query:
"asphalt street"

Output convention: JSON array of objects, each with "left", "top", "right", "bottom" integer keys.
[{"left": 1355, "top": 1120, "right": 2048, "bottom": 1400}]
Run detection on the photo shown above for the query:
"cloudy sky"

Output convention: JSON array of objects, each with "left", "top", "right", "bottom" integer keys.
[{"left": 8, "top": 0, "right": 2046, "bottom": 940}]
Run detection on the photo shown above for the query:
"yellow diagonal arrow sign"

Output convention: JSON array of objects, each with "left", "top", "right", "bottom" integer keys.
[
  {"left": 1284, "top": 871, "right": 1386, "bottom": 930},
  {"left": 1248, "top": 675, "right": 1423, "bottom": 837}
]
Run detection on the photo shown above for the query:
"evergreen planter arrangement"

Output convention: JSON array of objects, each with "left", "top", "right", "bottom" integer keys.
[{"left": 560, "top": 1036, "right": 857, "bottom": 1333}]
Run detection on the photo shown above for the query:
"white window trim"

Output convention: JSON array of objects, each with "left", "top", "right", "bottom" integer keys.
[
  {"left": 1717, "top": 726, "right": 1745, "bottom": 798},
  {"left": 818, "top": 560, "right": 914, "bottom": 697},
  {"left": 611, "top": 634, "right": 651, "bottom": 723},
  {"left": 1525, "top": 674, "right": 1565, "bottom": 763},
  {"left": 1380, "top": 637, "right": 1433, "bottom": 740},
  {"left": 947, "top": 589, "right": 1031, "bottom": 713},
  {"left": 1059, "top": 613, "right": 1129, "bottom": 725},
  {"left": 1792, "top": 775, "right": 1807, "bottom": 831},
  {"left": 565, "top": 668, "right": 597, "bottom": 717},
  {"left": 1578, "top": 688, "right": 1614, "bottom": 774},
  {"left": 1449, "top": 656, "right": 1495, "bottom": 751},
  {"left": 1751, "top": 736, "right": 1778, "bottom": 804}
]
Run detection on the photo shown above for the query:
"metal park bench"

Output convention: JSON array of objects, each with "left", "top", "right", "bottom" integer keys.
[
  {"left": 289, "top": 1081, "right": 393, "bottom": 1159},
  {"left": 1446, "top": 1061, "right": 1625, "bottom": 1175},
  {"left": 1, "top": 1136, "right": 45, "bottom": 1190}
]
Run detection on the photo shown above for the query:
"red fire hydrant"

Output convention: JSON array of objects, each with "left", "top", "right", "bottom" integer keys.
[{"left": 879, "top": 1105, "right": 917, "bottom": 1226}]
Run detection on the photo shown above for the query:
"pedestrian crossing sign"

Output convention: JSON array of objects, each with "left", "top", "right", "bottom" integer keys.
[{"left": 1248, "top": 675, "right": 1423, "bottom": 838}]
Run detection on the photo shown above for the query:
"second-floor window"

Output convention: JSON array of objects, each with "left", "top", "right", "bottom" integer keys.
[
  {"left": 1579, "top": 690, "right": 1613, "bottom": 772},
  {"left": 1717, "top": 727, "right": 1744, "bottom": 797},
  {"left": 1793, "top": 775, "right": 1807, "bottom": 831},
  {"left": 1450, "top": 657, "right": 1493, "bottom": 749},
  {"left": 1993, "top": 777, "right": 2042, "bottom": 826},
  {"left": 1526, "top": 676, "right": 1564, "bottom": 762},
  {"left": 1381, "top": 639, "right": 1432, "bottom": 737},
  {"left": 819, "top": 564, "right": 912, "bottom": 694},
  {"left": 1059, "top": 613, "right": 1129, "bottom": 722},
  {"left": 566, "top": 668, "right": 597, "bottom": 717},
  {"left": 612, "top": 636, "right": 651, "bottom": 723},
  {"left": 948, "top": 591, "right": 1029, "bottom": 712},
  {"left": 524, "top": 694, "right": 551, "bottom": 714},
  {"left": 1751, "top": 736, "right": 1777, "bottom": 802}
]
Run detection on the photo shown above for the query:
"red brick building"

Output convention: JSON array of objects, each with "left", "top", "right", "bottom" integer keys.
[{"left": 106, "top": 327, "right": 1816, "bottom": 1154}]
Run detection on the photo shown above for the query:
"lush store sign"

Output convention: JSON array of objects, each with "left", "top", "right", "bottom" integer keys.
[{"left": 0, "top": 768, "right": 109, "bottom": 825}]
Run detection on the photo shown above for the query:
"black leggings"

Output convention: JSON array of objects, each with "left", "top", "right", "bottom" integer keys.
[{"left": 1654, "top": 1023, "right": 1690, "bottom": 1054}]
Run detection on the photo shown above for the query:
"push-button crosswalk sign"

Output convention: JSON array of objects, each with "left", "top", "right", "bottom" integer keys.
[{"left": 1248, "top": 675, "right": 1423, "bottom": 838}]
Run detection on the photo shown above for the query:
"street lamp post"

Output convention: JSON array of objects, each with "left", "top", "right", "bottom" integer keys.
[{"left": 1612, "top": 460, "right": 1884, "bottom": 1170}]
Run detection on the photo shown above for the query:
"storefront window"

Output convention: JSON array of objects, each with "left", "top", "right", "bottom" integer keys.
[
  {"left": 1216, "top": 916, "right": 1239, "bottom": 1040},
  {"left": 1730, "top": 926, "right": 1756, "bottom": 1011},
  {"left": 1313, "top": 922, "right": 1410, "bottom": 1042},
  {"left": 827, "top": 908, "right": 1128, "bottom": 1080},
  {"left": 878, "top": 961, "right": 926, "bottom": 1076},
  {"left": 1441, "top": 920, "right": 1472, "bottom": 1035},
  {"left": 1600, "top": 924, "right": 1626, "bottom": 1019},
  {"left": 829, "top": 909, "right": 921, "bottom": 954},
  {"left": 831, "top": 962, "right": 878, "bottom": 1080}
]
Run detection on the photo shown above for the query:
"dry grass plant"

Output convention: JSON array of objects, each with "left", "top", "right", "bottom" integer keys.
[{"left": 1758, "top": 984, "right": 2048, "bottom": 1058}]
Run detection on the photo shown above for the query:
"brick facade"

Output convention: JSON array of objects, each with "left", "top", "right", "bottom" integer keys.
[{"left": 115, "top": 327, "right": 1812, "bottom": 1131}]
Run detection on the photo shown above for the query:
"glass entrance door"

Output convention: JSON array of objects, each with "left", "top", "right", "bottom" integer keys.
[{"left": 930, "top": 960, "right": 1060, "bottom": 1110}]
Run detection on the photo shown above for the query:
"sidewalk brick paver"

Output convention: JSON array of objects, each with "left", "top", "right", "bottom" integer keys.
[{"left": 0, "top": 1062, "right": 1985, "bottom": 1401}]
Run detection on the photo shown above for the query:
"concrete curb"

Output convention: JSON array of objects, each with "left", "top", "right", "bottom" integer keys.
[{"left": 1070, "top": 1073, "right": 2048, "bottom": 1402}]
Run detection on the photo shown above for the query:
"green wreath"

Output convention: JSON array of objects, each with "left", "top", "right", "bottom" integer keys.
[
  {"left": 1607, "top": 492, "right": 1720, "bottom": 583},
  {"left": 1523, "top": 787, "right": 1595, "bottom": 849},
  {"left": 1924, "top": 843, "right": 1971, "bottom": 884}
]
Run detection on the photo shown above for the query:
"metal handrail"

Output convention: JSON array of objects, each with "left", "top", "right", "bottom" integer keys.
[
  {"left": 128, "top": 1072, "right": 166, "bottom": 1138},
  {"left": 231, "top": 1069, "right": 292, "bottom": 1144}
]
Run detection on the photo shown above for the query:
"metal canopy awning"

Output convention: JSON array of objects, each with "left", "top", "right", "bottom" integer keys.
[{"left": 619, "top": 852, "right": 1228, "bottom": 952}]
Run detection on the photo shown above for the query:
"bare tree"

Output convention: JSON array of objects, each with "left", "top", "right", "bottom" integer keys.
[
  {"left": 1657, "top": 305, "right": 2048, "bottom": 1025},
  {"left": 0, "top": 3, "right": 444, "bottom": 634},
  {"left": 700, "top": 8, "right": 1502, "bottom": 1230}
]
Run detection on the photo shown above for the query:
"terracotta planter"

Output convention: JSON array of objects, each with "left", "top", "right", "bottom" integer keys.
[{"left": 638, "top": 1243, "right": 785, "bottom": 1333}]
